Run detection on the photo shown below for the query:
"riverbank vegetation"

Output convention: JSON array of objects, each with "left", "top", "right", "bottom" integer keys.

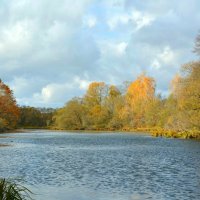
[
  {"left": 53, "top": 62, "right": 199, "bottom": 139},
  {"left": 0, "top": 35, "right": 199, "bottom": 139},
  {"left": 53, "top": 35, "right": 200, "bottom": 139},
  {"left": 0, "top": 80, "right": 54, "bottom": 132}
]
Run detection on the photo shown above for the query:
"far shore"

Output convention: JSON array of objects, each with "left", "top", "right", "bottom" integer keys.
[
  {"left": 0, "top": 128, "right": 150, "bottom": 134},
  {"left": 0, "top": 128, "right": 199, "bottom": 140}
]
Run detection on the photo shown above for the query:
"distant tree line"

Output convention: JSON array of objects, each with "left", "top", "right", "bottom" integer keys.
[
  {"left": 18, "top": 107, "right": 54, "bottom": 128},
  {"left": 0, "top": 80, "right": 54, "bottom": 131}
]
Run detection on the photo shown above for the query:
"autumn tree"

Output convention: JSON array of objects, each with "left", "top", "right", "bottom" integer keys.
[
  {"left": 84, "top": 82, "right": 107, "bottom": 107},
  {"left": 83, "top": 82, "right": 110, "bottom": 129},
  {"left": 171, "top": 62, "right": 200, "bottom": 130},
  {"left": 125, "top": 74, "right": 156, "bottom": 128},
  {"left": 52, "top": 48, "right": 199, "bottom": 136},
  {"left": 144, "top": 95, "right": 164, "bottom": 128},
  {"left": 0, "top": 80, "right": 19, "bottom": 131},
  {"left": 159, "top": 95, "right": 179, "bottom": 130},
  {"left": 105, "top": 85, "right": 124, "bottom": 129},
  {"left": 105, "top": 85, "right": 121, "bottom": 115},
  {"left": 53, "top": 98, "right": 85, "bottom": 130}
]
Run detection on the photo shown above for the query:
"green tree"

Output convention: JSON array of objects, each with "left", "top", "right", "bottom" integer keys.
[
  {"left": 18, "top": 107, "right": 53, "bottom": 128},
  {"left": 53, "top": 98, "right": 85, "bottom": 130}
]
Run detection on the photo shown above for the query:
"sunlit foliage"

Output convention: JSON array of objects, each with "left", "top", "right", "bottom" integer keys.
[
  {"left": 124, "top": 74, "right": 156, "bottom": 128},
  {"left": 53, "top": 67, "right": 200, "bottom": 138},
  {"left": 53, "top": 74, "right": 158, "bottom": 130},
  {"left": 0, "top": 80, "right": 19, "bottom": 131},
  {"left": 170, "top": 61, "right": 200, "bottom": 130}
]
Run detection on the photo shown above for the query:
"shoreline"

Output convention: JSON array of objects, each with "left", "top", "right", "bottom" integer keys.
[
  {"left": 0, "top": 127, "right": 199, "bottom": 140},
  {"left": 0, "top": 144, "right": 11, "bottom": 147},
  {"left": 52, "top": 128, "right": 200, "bottom": 140}
]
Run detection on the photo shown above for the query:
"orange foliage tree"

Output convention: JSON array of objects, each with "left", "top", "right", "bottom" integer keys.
[
  {"left": 126, "top": 74, "right": 156, "bottom": 127},
  {"left": 0, "top": 79, "right": 19, "bottom": 131}
]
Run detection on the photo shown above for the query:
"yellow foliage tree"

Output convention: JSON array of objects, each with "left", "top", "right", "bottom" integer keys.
[
  {"left": 84, "top": 82, "right": 109, "bottom": 129},
  {"left": 126, "top": 73, "right": 156, "bottom": 127},
  {"left": 171, "top": 62, "right": 200, "bottom": 130}
]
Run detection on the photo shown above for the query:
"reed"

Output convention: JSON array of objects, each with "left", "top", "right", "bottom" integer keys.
[{"left": 0, "top": 179, "right": 33, "bottom": 200}]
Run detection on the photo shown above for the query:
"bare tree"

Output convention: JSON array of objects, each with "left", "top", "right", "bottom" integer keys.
[{"left": 194, "top": 33, "right": 200, "bottom": 56}]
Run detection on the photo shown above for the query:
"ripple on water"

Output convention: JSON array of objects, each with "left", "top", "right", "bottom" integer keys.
[{"left": 0, "top": 131, "right": 200, "bottom": 200}]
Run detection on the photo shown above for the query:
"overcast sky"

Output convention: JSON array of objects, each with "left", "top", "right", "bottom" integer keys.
[{"left": 0, "top": 0, "right": 199, "bottom": 108}]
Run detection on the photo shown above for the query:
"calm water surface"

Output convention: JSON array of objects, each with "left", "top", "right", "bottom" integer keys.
[{"left": 0, "top": 130, "right": 200, "bottom": 200}]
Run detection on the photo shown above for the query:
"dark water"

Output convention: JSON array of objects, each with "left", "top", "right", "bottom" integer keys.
[{"left": 0, "top": 130, "right": 200, "bottom": 200}]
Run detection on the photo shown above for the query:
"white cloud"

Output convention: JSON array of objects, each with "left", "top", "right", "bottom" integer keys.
[
  {"left": 0, "top": 0, "right": 92, "bottom": 61},
  {"left": 101, "top": 0, "right": 125, "bottom": 8},
  {"left": 74, "top": 76, "right": 91, "bottom": 90},
  {"left": 83, "top": 15, "right": 97, "bottom": 28},
  {"left": 9, "top": 77, "right": 29, "bottom": 95},
  {"left": 117, "top": 42, "right": 128, "bottom": 55},
  {"left": 9, "top": 76, "right": 47, "bottom": 98},
  {"left": 30, "top": 76, "right": 91, "bottom": 106},
  {"left": 100, "top": 41, "right": 128, "bottom": 57},
  {"left": 151, "top": 59, "right": 161, "bottom": 70},
  {"left": 107, "top": 9, "right": 155, "bottom": 31},
  {"left": 107, "top": 14, "right": 129, "bottom": 30},
  {"left": 0, "top": 19, "right": 34, "bottom": 58},
  {"left": 131, "top": 10, "right": 155, "bottom": 30},
  {"left": 158, "top": 46, "right": 175, "bottom": 64},
  {"left": 150, "top": 46, "right": 176, "bottom": 70},
  {"left": 33, "top": 83, "right": 73, "bottom": 104},
  {"left": 0, "top": 0, "right": 199, "bottom": 107}
]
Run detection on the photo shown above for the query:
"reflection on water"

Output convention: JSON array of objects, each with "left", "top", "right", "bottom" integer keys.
[{"left": 0, "top": 130, "right": 200, "bottom": 200}]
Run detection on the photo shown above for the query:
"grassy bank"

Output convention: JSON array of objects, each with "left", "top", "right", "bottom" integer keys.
[
  {"left": 150, "top": 128, "right": 200, "bottom": 139},
  {"left": 52, "top": 126, "right": 200, "bottom": 139},
  {"left": 1, "top": 126, "right": 199, "bottom": 140}
]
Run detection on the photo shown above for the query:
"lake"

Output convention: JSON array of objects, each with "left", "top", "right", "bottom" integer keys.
[{"left": 0, "top": 130, "right": 200, "bottom": 200}]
